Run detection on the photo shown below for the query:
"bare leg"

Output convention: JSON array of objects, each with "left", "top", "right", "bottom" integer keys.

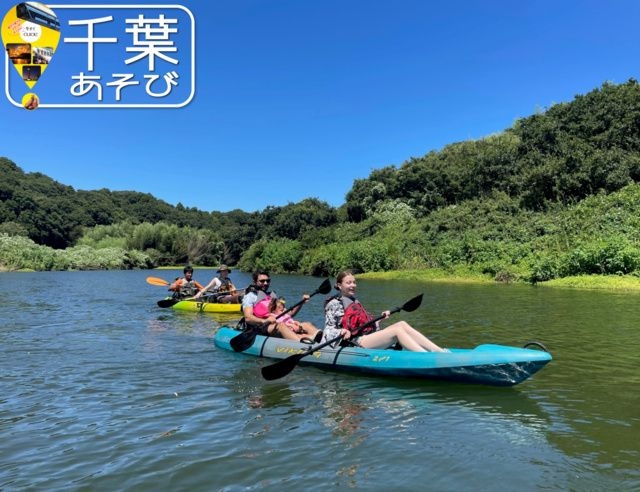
[
  {"left": 358, "top": 321, "right": 446, "bottom": 352},
  {"left": 392, "top": 321, "right": 446, "bottom": 352},
  {"left": 358, "top": 327, "right": 425, "bottom": 351},
  {"left": 268, "top": 322, "right": 304, "bottom": 341},
  {"left": 298, "top": 321, "right": 319, "bottom": 338}
]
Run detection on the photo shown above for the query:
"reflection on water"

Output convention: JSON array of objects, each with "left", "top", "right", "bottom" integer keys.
[
  {"left": 227, "top": 370, "right": 565, "bottom": 490},
  {"left": 320, "top": 388, "right": 367, "bottom": 438},
  {"left": 247, "top": 383, "right": 300, "bottom": 413},
  {"left": 0, "top": 271, "right": 638, "bottom": 490}
]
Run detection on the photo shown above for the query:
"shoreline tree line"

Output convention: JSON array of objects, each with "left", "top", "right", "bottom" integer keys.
[{"left": 3, "top": 79, "right": 640, "bottom": 283}]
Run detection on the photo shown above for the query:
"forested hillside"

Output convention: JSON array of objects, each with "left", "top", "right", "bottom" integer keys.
[
  {"left": 3, "top": 79, "right": 640, "bottom": 282},
  {"left": 0, "top": 157, "right": 255, "bottom": 250},
  {"left": 0, "top": 157, "right": 336, "bottom": 267},
  {"left": 345, "top": 79, "right": 640, "bottom": 221}
]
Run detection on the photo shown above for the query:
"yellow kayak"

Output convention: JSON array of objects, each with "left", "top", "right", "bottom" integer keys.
[
  {"left": 157, "top": 297, "right": 242, "bottom": 313},
  {"left": 173, "top": 300, "right": 242, "bottom": 313}
]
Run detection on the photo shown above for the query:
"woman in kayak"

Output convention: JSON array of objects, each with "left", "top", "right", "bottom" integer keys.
[{"left": 323, "top": 270, "right": 448, "bottom": 352}]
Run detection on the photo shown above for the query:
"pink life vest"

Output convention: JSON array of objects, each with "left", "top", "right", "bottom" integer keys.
[{"left": 252, "top": 296, "right": 272, "bottom": 318}]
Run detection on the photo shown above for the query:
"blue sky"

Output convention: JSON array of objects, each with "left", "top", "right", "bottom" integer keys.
[{"left": 2, "top": 0, "right": 639, "bottom": 213}]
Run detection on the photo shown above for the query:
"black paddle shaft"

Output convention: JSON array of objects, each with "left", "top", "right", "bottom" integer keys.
[
  {"left": 260, "top": 293, "right": 424, "bottom": 380},
  {"left": 157, "top": 298, "right": 185, "bottom": 308}
]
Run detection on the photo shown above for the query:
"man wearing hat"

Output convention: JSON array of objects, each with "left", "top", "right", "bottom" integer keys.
[{"left": 194, "top": 265, "right": 240, "bottom": 303}]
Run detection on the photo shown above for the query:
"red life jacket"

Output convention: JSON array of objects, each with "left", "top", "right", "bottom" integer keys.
[{"left": 339, "top": 297, "right": 375, "bottom": 337}]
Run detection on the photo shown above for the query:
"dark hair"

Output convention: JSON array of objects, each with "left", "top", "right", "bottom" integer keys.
[
  {"left": 252, "top": 269, "right": 270, "bottom": 282},
  {"left": 184, "top": 265, "right": 194, "bottom": 273}
]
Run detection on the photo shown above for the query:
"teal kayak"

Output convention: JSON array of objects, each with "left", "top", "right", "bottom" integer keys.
[{"left": 213, "top": 327, "right": 552, "bottom": 387}]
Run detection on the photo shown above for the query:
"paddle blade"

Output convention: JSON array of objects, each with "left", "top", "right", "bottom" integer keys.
[
  {"left": 261, "top": 353, "right": 303, "bottom": 380},
  {"left": 157, "top": 298, "right": 179, "bottom": 308},
  {"left": 317, "top": 278, "right": 332, "bottom": 295},
  {"left": 147, "top": 276, "right": 170, "bottom": 286},
  {"left": 261, "top": 334, "right": 344, "bottom": 380},
  {"left": 401, "top": 293, "right": 423, "bottom": 313},
  {"left": 230, "top": 329, "right": 258, "bottom": 352}
]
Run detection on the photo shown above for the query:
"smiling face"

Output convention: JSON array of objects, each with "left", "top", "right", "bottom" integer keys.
[{"left": 337, "top": 273, "right": 357, "bottom": 297}]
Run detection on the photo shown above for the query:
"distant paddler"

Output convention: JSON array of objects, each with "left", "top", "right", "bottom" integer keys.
[
  {"left": 193, "top": 264, "right": 242, "bottom": 303},
  {"left": 168, "top": 265, "right": 204, "bottom": 299}
]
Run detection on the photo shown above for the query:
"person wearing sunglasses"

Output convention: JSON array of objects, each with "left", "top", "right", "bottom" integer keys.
[{"left": 241, "top": 269, "right": 320, "bottom": 342}]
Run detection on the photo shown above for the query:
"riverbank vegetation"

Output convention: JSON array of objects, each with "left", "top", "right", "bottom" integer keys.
[{"left": 3, "top": 80, "right": 640, "bottom": 290}]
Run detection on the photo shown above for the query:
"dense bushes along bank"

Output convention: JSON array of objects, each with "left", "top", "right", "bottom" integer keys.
[
  {"left": 5, "top": 184, "right": 640, "bottom": 290},
  {"left": 0, "top": 234, "right": 153, "bottom": 271},
  {"left": 239, "top": 184, "right": 640, "bottom": 285}
]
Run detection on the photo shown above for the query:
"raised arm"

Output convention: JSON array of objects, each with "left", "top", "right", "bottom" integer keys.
[{"left": 194, "top": 277, "right": 220, "bottom": 299}]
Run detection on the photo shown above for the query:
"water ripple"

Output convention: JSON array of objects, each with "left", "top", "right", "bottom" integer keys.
[{"left": 1, "top": 272, "right": 638, "bottom": 490}]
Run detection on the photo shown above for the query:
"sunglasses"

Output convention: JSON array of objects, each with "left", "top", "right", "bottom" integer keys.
[{"left": 258, "top": 278, "right": 271, "bottom": 284}]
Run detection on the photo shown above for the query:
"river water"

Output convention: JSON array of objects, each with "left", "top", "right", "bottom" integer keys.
[{"left": 1, "top": 270, "right": 638, "bottom": 491}]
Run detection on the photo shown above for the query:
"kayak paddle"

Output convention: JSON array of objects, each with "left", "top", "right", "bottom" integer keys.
[
  {"left": 157, "top": 298, "right": 185, "bottom": 308},
  {"left": 261, "top": 293, "right": 424, "bottom": 381},
  {"left": 149, "top": 276, "right": 181, "bottom": 307},
  {"left": 199, "top": 288, "right": 247, "bottom": 301},
  {"left": 157, "top": 289, "right": 249, "bottom": 308},
  {"left": 147, "top": 276, "right": 170, "bottom": 286},
  {"left": 230, "top": 278, "right": 332, "bottom": 352}
]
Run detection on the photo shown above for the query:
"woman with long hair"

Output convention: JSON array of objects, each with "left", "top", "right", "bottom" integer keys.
[{"left": 323, "top": 270, "right": 447, "bottom": 352}]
